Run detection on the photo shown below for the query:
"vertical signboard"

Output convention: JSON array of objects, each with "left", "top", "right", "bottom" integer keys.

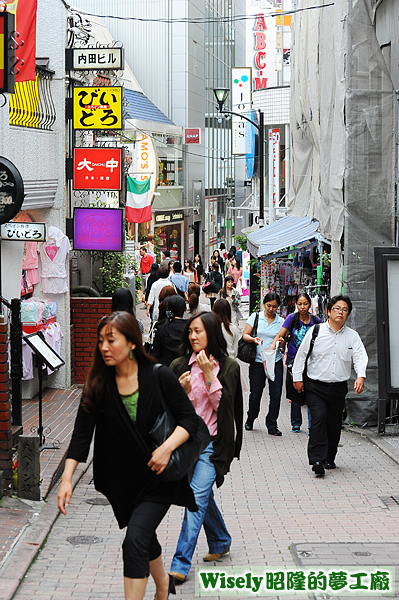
[
  {"left": 268, "top": 128, "right": 280, "bottom": 209},
  {"left": 208, "top": 197, "right": 218, "bottom": 245},
  {"left": 231, "top": 67, "right": 252, "bottom": 155},
  {"left": 73, "top": 86, "right": 123, "bottom": 130}
]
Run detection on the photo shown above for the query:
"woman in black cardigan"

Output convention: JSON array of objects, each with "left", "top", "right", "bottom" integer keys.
[{"left": 57, "top": 311, "right": 199, "bottom": 600}]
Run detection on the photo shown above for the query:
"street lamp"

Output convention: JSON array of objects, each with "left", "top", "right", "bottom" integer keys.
[{"left": 213, "top": 87, "right": 266, "bottom": 226}]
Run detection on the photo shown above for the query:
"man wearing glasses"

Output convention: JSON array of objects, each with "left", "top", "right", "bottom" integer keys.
[{"left": 292, "top": 295, "right": 368, "bottom": 476}]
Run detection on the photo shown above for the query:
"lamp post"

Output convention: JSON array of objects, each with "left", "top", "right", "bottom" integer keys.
[{"left": 213, "top": 88, "right": 265, "bottom": 227}]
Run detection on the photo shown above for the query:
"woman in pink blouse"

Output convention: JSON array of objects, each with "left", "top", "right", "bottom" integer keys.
[
  {"left": 169, "top": 312, "right": 243, "bottom": 584},
  {"left": 227, "top": 256, "right": 243, "bottom": 285}
]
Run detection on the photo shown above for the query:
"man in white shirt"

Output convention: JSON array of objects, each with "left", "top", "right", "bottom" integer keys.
[
  {"left": 146, "top": 266, "right": 171, "bottom": 321},
  {"left": 292, "top": 295, "right": 368, "bottom": 476}
]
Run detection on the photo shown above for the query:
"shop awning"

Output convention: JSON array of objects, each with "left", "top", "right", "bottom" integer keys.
[{"left": 247, "top": 216, "right": 329, "bottom": 258}]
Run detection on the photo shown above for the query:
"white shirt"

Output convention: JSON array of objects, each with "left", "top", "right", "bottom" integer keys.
[
  {"left": 147, "top": 279, "right": 172, "bottom": 321},
  {"left": 292, "top": 321, "right": 368, "bottom": 383},
  {"left": 222, "top": 323, "right": 241, "bottom": 358}
]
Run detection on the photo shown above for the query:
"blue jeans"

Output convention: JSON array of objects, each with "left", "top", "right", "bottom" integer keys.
[
  {"left": 170, "top": 442, "right": 231, "bottom": 577},
  {"left": 247, "top": 360, "right": 283, "bottom": 429},
  {"left": 291, "top": 403, "right": 312, "bottom": 428}
]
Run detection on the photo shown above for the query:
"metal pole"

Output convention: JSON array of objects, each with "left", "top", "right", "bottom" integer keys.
[{"left": 259, "top": 110, "right": 265, "bottom": 227}]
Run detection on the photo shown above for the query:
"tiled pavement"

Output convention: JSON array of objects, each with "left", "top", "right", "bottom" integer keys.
[{"left": 1, "top": 301, "right": 399, "bottom": 599}]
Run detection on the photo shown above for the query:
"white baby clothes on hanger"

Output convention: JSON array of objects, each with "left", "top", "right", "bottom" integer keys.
[{"left": 39, "top": 226, "right": 71, "bottom": 294}]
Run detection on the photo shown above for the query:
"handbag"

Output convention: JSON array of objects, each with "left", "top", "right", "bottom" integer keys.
[
  {"left": 144, "top": 321, "right": 156, "bottom": 353},
  {"left": 237, "top": 312, "right": 259, "bottom": 363},
  {"left": 289, "top": 324, "right": 320, "bottom": 405},
  {"left": 148, "top": 365, "right": 211, "bottom": 482},
  {"left": 202, "top": 273, "right": 218, "bottom": 294}
]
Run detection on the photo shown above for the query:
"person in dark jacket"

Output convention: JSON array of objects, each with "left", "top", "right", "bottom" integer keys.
[
  {"left": 111, "top": 288, "right": 144, "bottom": 334},
  {"left": 204, "top": 262, "right": 223, "bottom": 309},
  {"left": 169, "top": 312, "right": 243, "bottom": 584},
  {"left": 57, "top": 311, "right": 199, "bottom": 600},
  {"left": 151, "top": 296, "right": 187, "bottom": 366}
]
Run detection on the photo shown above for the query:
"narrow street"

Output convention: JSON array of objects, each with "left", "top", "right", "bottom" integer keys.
[{"left": 11, "top": 361, "right": 399, "bottom": 599}]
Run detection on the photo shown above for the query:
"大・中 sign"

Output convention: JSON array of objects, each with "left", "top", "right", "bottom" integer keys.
[
  {"left": 73, "top": 86, "right": 123, "bottom": 130},
  {"left": 74, "top": 148, "right": 122, "bottom": 190}
]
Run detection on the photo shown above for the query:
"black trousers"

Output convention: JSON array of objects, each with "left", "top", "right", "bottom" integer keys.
[
  {"left": 305, "top": 378, "right": 347, "bottom": 465},
  {"left": 122, "top": 500, "right": 170, "bottom": 579}
]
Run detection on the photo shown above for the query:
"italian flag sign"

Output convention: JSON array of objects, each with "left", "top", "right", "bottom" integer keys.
[{"left": 126, "top": 177, "right": 152, "bottom": 223}]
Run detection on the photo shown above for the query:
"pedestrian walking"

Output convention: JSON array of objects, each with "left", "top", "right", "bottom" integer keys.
[
  {"left": 183, "top": 259, "right": 196, "bottom": 283},
  {"left": 194, "top": 254, "right": 204, "bottom": 284},
  {"left": 57, "top": 311, "right": 200, "bottom": 600},
  {"left": 139, "top": 246, "right": 154, "bottom": 293},
  {"left": 204, "top": 262, "right": 222, "bottom": 309},
  {"left": 213, "top": 298, "right": 241, "bottom": 359},
  {"left": 169, "top": 261, "right": 189, "bottom": 297},
  {"left": 145, "top": 263, "right": 160, "bottom": 322},
  {"left": 218, "top": 275, "right": 243, "bottom": 326},
  {"left": 243, "top": 292, "right": 284, "bottom": 435},
  {"left": 183, "top": 283, "right": 210, "bottom": 319},
  {"left": 111, "top": 288, "right": 144, "bottom": 334},
  {"left": 213, "top": 249, "right": 224, "bottom": 273},
  {"left": 227, "top": 256, "right": 242, "bottom": 285},
  {"left": 270, "top": 293, "right": 321, "bottom": 433},
  {"left": 160, "top": 250, "right": 171, "bottom": 270},
  {"left": 169, "top": 311, "right": 243, "bottom": 584},
  {"left": 146, "top": 267, "right": 172, "bottom": 322},
  {"left": 292, "top": 294, "right": 368, "bottom": 476},
  {"left": 151, "top": 296, "right": 187, "bottom": 366}
]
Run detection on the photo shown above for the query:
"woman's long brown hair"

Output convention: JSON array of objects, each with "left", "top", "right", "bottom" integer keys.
[{"left": 81, "top": 311, "right": 155, "bottom": 411}]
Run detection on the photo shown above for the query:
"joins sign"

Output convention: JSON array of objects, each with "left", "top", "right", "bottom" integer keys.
[{"left": 231, "top": 67, "right": 252, "bottom": 156}]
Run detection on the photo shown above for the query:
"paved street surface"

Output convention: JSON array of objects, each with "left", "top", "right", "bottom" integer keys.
[
  {"left": 2, "top": 300, "right": 399, "bottom": 600},
  {"left": 10, "top": 367, "right": 399, "bottom": 599}
]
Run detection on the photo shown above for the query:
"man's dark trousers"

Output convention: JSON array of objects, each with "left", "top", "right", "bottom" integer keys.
[{"left": 305, "top": 377, "right": 348, "bottom": 465}]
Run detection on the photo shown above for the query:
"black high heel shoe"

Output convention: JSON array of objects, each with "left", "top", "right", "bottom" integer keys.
[
  {"left": 168, "top": 574, "right": 176, "bottom": 596},
  {"left": 154, "top": 574, "right": 176, "bottom": 599}
]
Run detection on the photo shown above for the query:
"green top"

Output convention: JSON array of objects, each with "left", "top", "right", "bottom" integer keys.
[{"left": 120, "top": 389, "right": 139, "bottom": 423}]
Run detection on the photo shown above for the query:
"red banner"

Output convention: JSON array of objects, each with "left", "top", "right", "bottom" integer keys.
[
  {"left": 8, "top": 0, "right": 37, "bottom": 82},
  {"left": 74, "top": 148, "right": 122, "bottom": 190}
]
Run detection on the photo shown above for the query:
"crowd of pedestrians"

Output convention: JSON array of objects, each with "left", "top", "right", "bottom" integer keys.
[{"left": 57, "top": 240, "right": 368, "bottom": 600}]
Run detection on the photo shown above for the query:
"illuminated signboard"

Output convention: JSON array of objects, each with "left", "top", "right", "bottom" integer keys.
[
  {"left": 74, "top": 148, "right": 122, "bottom": 190},
  {"left": 73, "top": 86, "right": 123, "bottom": 130},
  {"left": 73, "top": 207, "right": 123, "bottom": 251}
]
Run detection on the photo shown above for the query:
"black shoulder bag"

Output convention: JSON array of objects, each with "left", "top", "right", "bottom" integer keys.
[
  {"left": 288, "top": 324, "right": 320, "bottom": 406},
  {"left": 237, "top": 312, "right": 259, "bottom": 364},
  {"left": 147, "top": 364, "right": 211, "bottom": 482}
]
